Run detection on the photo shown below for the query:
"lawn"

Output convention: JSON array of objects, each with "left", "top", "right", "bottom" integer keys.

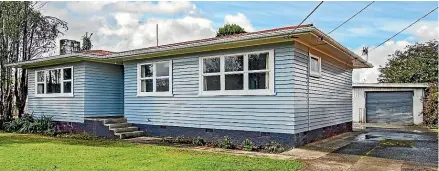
[{"left": 0, "top": 133, "right": 302, "bottom": 171}]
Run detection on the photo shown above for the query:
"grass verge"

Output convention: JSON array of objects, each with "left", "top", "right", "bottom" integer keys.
[{"left": 0, "top": 133, "right": 302, "bottom": 171}]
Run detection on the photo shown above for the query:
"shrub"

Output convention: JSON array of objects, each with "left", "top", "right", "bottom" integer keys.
[
  {"left": 423, "top": 83, "right": 438, "bottom": 126},
  {"left": 206, "top": 141, "right": 219, "bottom": 148},
  {"left": 4, "top": 114, "right": 56, "bottom": 136},
  {"left": 219, "top": 136, "right": 234, "bottom": 149},
  {"left": 263, "top": 141, "right": 285, "bottom": 153},
  {"left": 192, "top": 136, "right": 205, "bottom": 146},
  {"left": 175, "top": 136, "right": 186, "bottom": 143},
  {"left": 242, "top": 139, "right": 254, "bottom": 151}
]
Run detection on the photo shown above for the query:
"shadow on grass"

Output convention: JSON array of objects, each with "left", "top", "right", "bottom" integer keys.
[{"left": 0, "top": 133, "right": 135, "bottom": 148}]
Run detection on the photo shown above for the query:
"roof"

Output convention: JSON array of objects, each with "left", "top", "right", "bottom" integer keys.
[
  {"left": 352, "top": 83, "right": 429, "bottom": 88},
  {"left": 6, "top": 24, "right": 373, "bottom": 68}
]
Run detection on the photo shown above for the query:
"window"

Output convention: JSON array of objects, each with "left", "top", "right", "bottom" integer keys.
[
  {"left": 35, "top": 67, "right": 73, "bottom": 97},
  {"left": 137, "top": 60, "right": 172, "bottom": 96},
  {"left": 310, "top": 55, "right": 321, "bottom": 77},
  {"left": 200, "top": 50, "right": 275, "bottom": 96}
]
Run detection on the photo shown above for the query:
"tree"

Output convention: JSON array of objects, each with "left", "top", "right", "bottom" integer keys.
[
  {"left": 378, "top": 40, "right": 438, "bottom": 83},
  {"left": 81, "top": 32, "right": 93, "bottom": 51},
  {"left": 216, "top": 24, "right": 246, "bottom": 37},
  {"left": 0, "top": 2, "right": 67, "bottom": 123}
]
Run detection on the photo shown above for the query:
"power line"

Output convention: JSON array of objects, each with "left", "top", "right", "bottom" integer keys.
[
  {"left": 288, "top": 1, "right": 324, "bottom": 36},
  {"left": 327, "top": 1, "right": 375, "bottom": 35},
  {"left": 369, "top": 7, "right": 438, "bottom": 52}
]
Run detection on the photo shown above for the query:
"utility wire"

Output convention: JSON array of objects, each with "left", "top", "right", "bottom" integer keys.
[
  {"left": 288, "top": 1, "right": 324, "bottom": 36},
  {"left": 369, "top": 7, "right": 438, "bottom": 52},
  {"left": 327, "top": 1, "right": 375, "bottom": 35}
]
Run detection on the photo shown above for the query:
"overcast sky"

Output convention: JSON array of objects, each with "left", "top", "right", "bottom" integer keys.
[{"left": 41, "top": 1, "right": 438, "bottom": 83}]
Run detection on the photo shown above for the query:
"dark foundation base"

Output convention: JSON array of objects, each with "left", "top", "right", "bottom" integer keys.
[
  {"left": 54, "top": 120, "right": 117, "bottom": 139},
  {"left": 134, "top": 122, "right": 352, "bottom": 147}
]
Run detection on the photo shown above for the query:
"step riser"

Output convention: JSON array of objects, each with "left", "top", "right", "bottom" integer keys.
[
  {"left": 112, "top": 127, "right": 139, "bottom": 133},
  {"left": 104, "top": 118, "right": 128, "bottom": 124},
  {"left": 118, "top": 131, "right": 144, "bottom": 139},
  {"left": 107, "top": 123, "right": 132, "bottom": 129}
]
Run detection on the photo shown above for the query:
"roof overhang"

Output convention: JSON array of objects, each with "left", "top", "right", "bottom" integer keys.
[{"left": 7, "top": 25, "right": 373, "bottom": 69}]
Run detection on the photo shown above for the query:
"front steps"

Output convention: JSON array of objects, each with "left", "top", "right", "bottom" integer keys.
[{"left": 101, "top": 117, "right": 144, "bottom": 139}]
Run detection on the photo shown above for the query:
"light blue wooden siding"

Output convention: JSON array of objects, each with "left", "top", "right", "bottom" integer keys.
[
  {"left": 84, "top": 62, "right": 124, "bottom": 117},
  {"left": 293, "top": 44, "right": 353, "bottom": 133},
  {"left": 124, "top": 43, "right": 296, "bottom": 134},
  {"left": 28, "top": 63, "right": 85, "bottom": 123}
]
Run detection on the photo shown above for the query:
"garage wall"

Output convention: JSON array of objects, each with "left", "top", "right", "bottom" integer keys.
[{"left": 352, "top": 87, "right": 425, "bottom": 125}]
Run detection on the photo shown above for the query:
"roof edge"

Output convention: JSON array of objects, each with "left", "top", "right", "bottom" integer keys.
[{"left": 352, "top": 83, "right": 429, "bottom": 88}]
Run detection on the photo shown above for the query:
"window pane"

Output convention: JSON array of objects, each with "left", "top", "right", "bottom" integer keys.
[
  {"left": 63, "top": 82, "right": 72, "bottom": 93},
  {"left": 46, "top": 69, "right": 61, "bottom": 93},
  {"left": 141, "top": 64, "right": 153, "bottom": 78},
  {"left": 141, "top": 79, "right": 153, "bottom": 92},
  {"left": 310, "top": 57, "right": 320, "bottom": 73},
  {"left": 37, "top": 71, "right": 44, "bottom": 82},
  {"left": 63, "top": 68, "right": 72, "bottom": 80},
  {"left": 203, "top": 75, "right": 220, "bottom": 91},
  {"left": 156, "top": 78, "right": 169, "bottom": 92},
  {"left": 249, "top": 72, "right": 268, "bottom": 89},
  {"left": 156, "top": 62, "right": 169, "bottom": 77},
  {"left": 225, "top": 55, "right": 243, "bottom": 72},
  {"left": 249, "top": 52, "right": 268, "bottom": 70},
  {"left": 203, "top": 58, "right": 220, "bottom": 73},
  {"left": 37, "top": 84, "right": 44, "bottom": 94},
  {"left": 225, "top": 74, "right": 243, "bottom": 90}
]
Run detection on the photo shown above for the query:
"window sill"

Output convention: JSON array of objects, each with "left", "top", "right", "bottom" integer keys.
[
  {"left": 198, "top": 90, "right": 276, "bottom": 96},
  {"left": 35, "top": 93, "right": 74, "bottom": 98},
  {"left": 310, "top": 72, "right": 321, "bottom": 78},
  {"left": 137, "top": 92, "right": 173, "bottom": 97}
]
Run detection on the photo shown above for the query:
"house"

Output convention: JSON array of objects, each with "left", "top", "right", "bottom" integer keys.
[
  {"left": 352, "top": 83, "right": 428, "bottom": 125},
  {"left": 7, "top": 24, "right": 372, "bottom": 147}
]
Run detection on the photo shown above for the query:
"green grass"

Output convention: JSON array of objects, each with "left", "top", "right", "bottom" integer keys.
[{"left": 0, "top": 133, "right": 302, "bottom": 171}]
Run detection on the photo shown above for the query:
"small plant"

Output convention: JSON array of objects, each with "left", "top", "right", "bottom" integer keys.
[
  {"left": 206, "top": 141, "right": 219, "bottom": 148},
  {"left": 192, "top": 136, "right": 205, "bottom": 146},
  {"left": 161, "top": 137, "right": 173, "bottom": 143},
  {"left": 263, "top": 141, "right": 285, "bottom": 153},
  {"left": 175, "top": 136, "right": 186, "bottom": 143},
  {"left": 242, "top": 139, "right": 254, "bottom": 151},
  {"left": 219, "top": 136, "right": 234, "bottom": 149},
  {"left": 57, "top": 133, "right": 97, "bottom": 140}
]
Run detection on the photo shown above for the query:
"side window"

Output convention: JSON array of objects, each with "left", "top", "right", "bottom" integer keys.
[
  {"left": 137, "top": 60, "right": 172, "bottom": 96},
  {"left": 35, "top": 67, "right": 73, "bottom": 96},
  {"left": 310, "top": 55, "right": 321, "bottom": 77}
]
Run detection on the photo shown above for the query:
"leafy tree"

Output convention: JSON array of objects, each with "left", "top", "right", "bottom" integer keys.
[
  {"left": 82, "top": 32, "right": 93, "bottom": 51},
  {"left": 216, "top": 24, "right": 246, "bottom": 37},
  {"left": 0, "top": 2, "right": 67, "bottom": 122},
  {"left": 378, "top": 40, "right": 438, "bottom": 83}
]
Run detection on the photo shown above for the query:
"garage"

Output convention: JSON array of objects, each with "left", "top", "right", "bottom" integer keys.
[
  {"left": 352, "top": 83, "right": 428, "bottom": 125},
  {"left": 365, "top": 91, "right": 413, "bottom": 124}
]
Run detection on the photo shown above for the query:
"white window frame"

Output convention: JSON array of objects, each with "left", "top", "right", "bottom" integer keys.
[
  {"left": 309, "top": 54, "right": 321, "bottom": 77},
  {"left": 35, "top": 66, "right": 74, "bottom": 98},
  {"left": 137, "top": 60, "right": 173, "bottom": 97},
  {"left": 199, "top": 49, "right": 275, "bottom": 96}
]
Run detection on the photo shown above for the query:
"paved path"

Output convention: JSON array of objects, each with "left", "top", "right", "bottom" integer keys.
[{"left": 282, "top": 124, "right": 438, "bottom": 171}]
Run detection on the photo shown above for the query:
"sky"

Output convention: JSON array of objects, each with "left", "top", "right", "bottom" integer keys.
[{"left": 40, "top": 1, "right": 439, "bottom": 83}]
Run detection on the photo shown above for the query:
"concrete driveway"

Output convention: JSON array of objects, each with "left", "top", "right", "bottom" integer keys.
[{"left": 282, "top": 123, "right": 438, "bottom": 171}]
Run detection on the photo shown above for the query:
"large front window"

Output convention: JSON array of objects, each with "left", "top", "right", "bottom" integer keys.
[
  {"left": 35, "top": 67, "right": 73, "bottom": 97},
  {"left": 137, "top": 60, "right": 172, "bottom": 96},
  {"left": 200, "top": 50, "right": 274, "bottom": 96}
]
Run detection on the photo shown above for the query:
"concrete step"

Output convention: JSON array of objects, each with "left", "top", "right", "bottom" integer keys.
[
  {"left": 117, "top": 131, "right": 144, "bottom": 139},
  {"left": 104, "top": 118, "right": 127, "bottom": 124},
  {"left": 107, "top": 123, "right": 132, "bottom": 129},
  {"left": 111, "top": 127, "right": 139, "bottom": 133}
]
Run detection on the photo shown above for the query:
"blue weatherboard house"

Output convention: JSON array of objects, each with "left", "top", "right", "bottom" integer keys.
[{"left": 8, "top": 24, "right": 372, "bottom": 147}]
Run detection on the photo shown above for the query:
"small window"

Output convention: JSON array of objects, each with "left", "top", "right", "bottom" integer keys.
[
  {"left": 137, "top": 61, "right": 172, "bottom": 96},
  {"left": 200, "top": 50, "right": 274, "bottom": 96},
  {"left": 310, "top": 55, "right": 321, "bottom": 77},
  {"left": 35, "top": 67, "right": 73, "bottom": 97}
]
